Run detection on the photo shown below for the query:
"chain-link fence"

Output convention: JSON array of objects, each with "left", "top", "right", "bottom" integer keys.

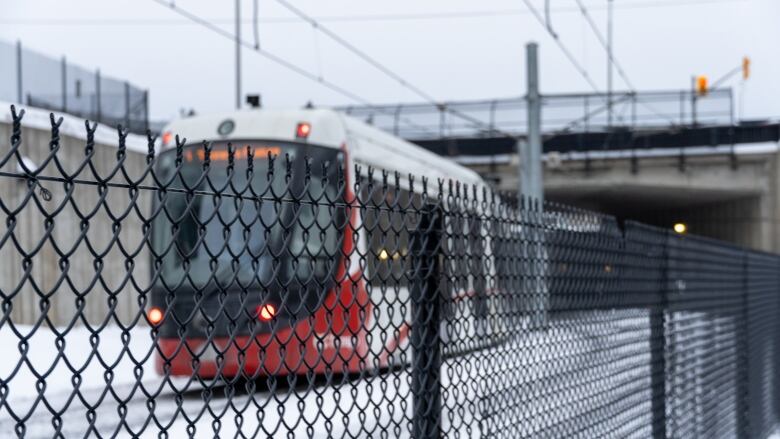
[
  {"left": 338, "top": 89, "right": 735, "bottom": 140},
  {"left": 1, "top": 106, "right": 778, "bottom": 438},
  {"left": 0, "top": 40, "right": 150, "bottom": 134}
]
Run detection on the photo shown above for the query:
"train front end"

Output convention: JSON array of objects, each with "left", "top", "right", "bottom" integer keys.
[{"left": 148, "top": 113, "right": 365, "bottom": 379}]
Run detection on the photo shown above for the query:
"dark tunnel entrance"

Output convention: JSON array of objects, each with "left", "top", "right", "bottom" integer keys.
[{"left": 547, "top": 188, "right": 766, "bottom": 250}]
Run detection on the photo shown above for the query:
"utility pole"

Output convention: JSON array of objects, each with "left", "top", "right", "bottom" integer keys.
[
  {"left": 521, "top": 42, "right": 548, "bottom": 330},
  {"left": 521, "top": 42, "right": 543, "bottom": 204},
  {"left": 607, "top": 0, "right": 614, "bottom": 128},
  {"left": 235, "top": 0, "right": 242, "bottom": 110},
  {"left": 691, "top": 75, "right": 697, "bottom": 126}
]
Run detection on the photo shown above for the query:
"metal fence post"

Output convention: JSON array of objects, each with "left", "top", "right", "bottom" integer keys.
[
  {"left": 143, "top": 90, "right": 150, "bottom": 133},
  {"left": 61, "top": 56, "right": 67, "bottom": 112},
  {"left": 96, "top": 69, "right": 102, "bottom": 123},
  {"left": 650, "top": 231, "right": 669, "bottom": 439},
  {"left": 772, "top": 264, "right": 780, "bottom": 426},
  {"left": 124, "top": 81, "right": 131, "bottom": 129},
  {"left": 737, "top": 251, "right": 751, "bottom": 437},
  {"left": 16, "top": 40, "right": 23, "bottom": 104},
  {"left": 411, "top": 203, "right": 442, "bottom": 439}
]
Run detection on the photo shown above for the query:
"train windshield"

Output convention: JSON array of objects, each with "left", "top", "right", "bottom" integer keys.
[{"left": 151, "top": 141, "right": 345, "bottom": 298}]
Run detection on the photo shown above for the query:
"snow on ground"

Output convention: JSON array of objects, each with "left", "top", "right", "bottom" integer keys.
[
  {"left": 2, "top": 311, "right": 751, "bottom": 438},
  {"left": 0, "top": 323, "right": 169, "bottom": 437},
  {"left": 0, "top": 324, "right": 158, "bottom": 400},
  {"left": 0, "top": 322, "right": 417, "bottom": 438}
]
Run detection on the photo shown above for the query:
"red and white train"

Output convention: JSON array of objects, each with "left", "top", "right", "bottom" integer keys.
[{"left": 149, "top": 108, "right": 488, "bottom": 378}]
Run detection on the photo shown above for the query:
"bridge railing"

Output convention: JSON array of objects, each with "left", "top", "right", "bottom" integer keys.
[{"left": 337, "top": 89, "right": 734, "bottom": 140}]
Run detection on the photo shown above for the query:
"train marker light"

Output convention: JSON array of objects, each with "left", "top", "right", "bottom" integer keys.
[
  {"left": 296, "top": 122, "right": 311, "bottom": 139},
  {"left": 673, "top": 222, "right": 688, "bottom": 234},
  {"left": 256, "top": 303, "right": 277, "bottom": 322},
  {"left": 148, "top": 307, "right": 164, "bottom": 325},
  {"left": 162, "top": 131, "right": 173, "bottom": 147}
]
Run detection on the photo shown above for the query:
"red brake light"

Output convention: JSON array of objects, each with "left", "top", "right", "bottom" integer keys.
[
  {"left": 256, "top": 303, "right": 277, "bottom": 322},
  {"left": 296, "top": 122, "right": 311, "bottom": 139}
]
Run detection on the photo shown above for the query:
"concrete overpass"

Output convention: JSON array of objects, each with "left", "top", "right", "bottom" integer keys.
[
  {"left": 462, "top": 140, "right": 780, "bottom": 252},
  {"left": 448, "top": 128, "right": 780, "bottom": 252},
  {"left": 339, "top": 91, "right": 780, "bottom": 252}
]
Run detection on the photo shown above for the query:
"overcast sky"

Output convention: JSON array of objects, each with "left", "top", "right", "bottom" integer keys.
[{"left": 2, "top": 0, "right": 779, "bottom": 121}]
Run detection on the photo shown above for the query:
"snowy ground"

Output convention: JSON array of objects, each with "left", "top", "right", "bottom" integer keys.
[
  {"left": 0, "top": 323, "right": 418, "bottom": 438},
  {"left": 1, "top": 312, "right": 770, "bottom": 438},
  {"left": 0, "top": 314, "right": 653, "bottom": 438}
]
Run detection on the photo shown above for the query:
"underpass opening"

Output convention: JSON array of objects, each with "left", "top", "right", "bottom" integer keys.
[{"left": 547, "top": 189, "right": 765, "bottom": 251}]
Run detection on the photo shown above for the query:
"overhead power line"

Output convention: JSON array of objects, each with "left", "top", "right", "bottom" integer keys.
[
  {"left": 274, "top": 0, "right": 438, "bottom": 103},
  {"left": 573, "top": 0, "right": 635, "bottom": 91},
  {"left": 522, "top": 0, "right": 676, "bottom": 128},
  {"left": 148, "top": 0, "right": 436, "bottom": 135},
  {"left": 574, "top": 0, "right": 677, "bottom": 126},
  {"left": 520, "top": 0, "right": 601, "bottom": 93},
  {"left": 150, "top": 0, "right": 363, "bottom": 104},
  {"left": 274, "top": 0, "right": 516, "bottom": 138},
  {"left": 1, "top": 0, "right": 750, "bottom": 26}
]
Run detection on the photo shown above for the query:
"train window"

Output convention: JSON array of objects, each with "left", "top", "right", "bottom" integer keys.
[
  {"left": 151, "top": 141, "right": 346, "bottom": 321},
  {"left": 359, "top": 181, "right": 415, "bottom": 288}
]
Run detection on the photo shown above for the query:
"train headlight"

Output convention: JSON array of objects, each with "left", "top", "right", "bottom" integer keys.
[
  {"left": 673, "top": 222, "right": 687, "bottom": 234},
  {"left": 148, "top": 307, "right": 164, "bottom": 325},
  {"left": 256, "top": 303, "right": 277, "bottom": 322}
]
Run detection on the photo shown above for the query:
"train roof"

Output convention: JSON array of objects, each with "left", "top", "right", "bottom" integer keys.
[{"left": 160, "top": 108, "right": 484, "bottom": 188}]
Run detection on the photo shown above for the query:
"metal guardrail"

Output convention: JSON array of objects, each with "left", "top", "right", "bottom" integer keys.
[{"left": 0, "top": 106, "right": 778, "bottom": 438}]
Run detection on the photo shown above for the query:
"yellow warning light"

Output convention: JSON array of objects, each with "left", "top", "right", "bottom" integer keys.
[{"left": 696, "top": 76, "right": 708, "bottom": 96}]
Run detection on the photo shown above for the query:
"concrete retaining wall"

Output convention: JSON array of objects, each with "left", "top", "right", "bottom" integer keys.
[{"left": 0, "top": 106, "right": 152, "bottom": 326}]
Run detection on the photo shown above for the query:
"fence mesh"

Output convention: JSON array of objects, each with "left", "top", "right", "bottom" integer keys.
[{"left": 0, "top": 106, "right": 778, "bottom": 438}]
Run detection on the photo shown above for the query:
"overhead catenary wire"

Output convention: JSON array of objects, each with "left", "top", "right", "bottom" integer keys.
[
  {"left": 572, "top": 0, "right": 677, "bottom": 126},
  {"left": 544, "top": 0, "right": 557, "bottom": 38},
  {"left": 274, "top": 0, "right": 517, "bottom": 139},
  {"left": 2, "top": 0, "right": 751, "bottom": 26},
  {"left": 148, "top": 0, "right": 436, "bottom": 135},
  {"left": 520, "top": 0, "right": 601, "bottom": 93},
  {"left": 524, "top": 0, "right": 676, "bottom": 128},
  {"left": 573, "top": 0, "right": 635, "bottom": 91},
  {"left": 252, "top": 0, "right": 260, "bottom": 49}
]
